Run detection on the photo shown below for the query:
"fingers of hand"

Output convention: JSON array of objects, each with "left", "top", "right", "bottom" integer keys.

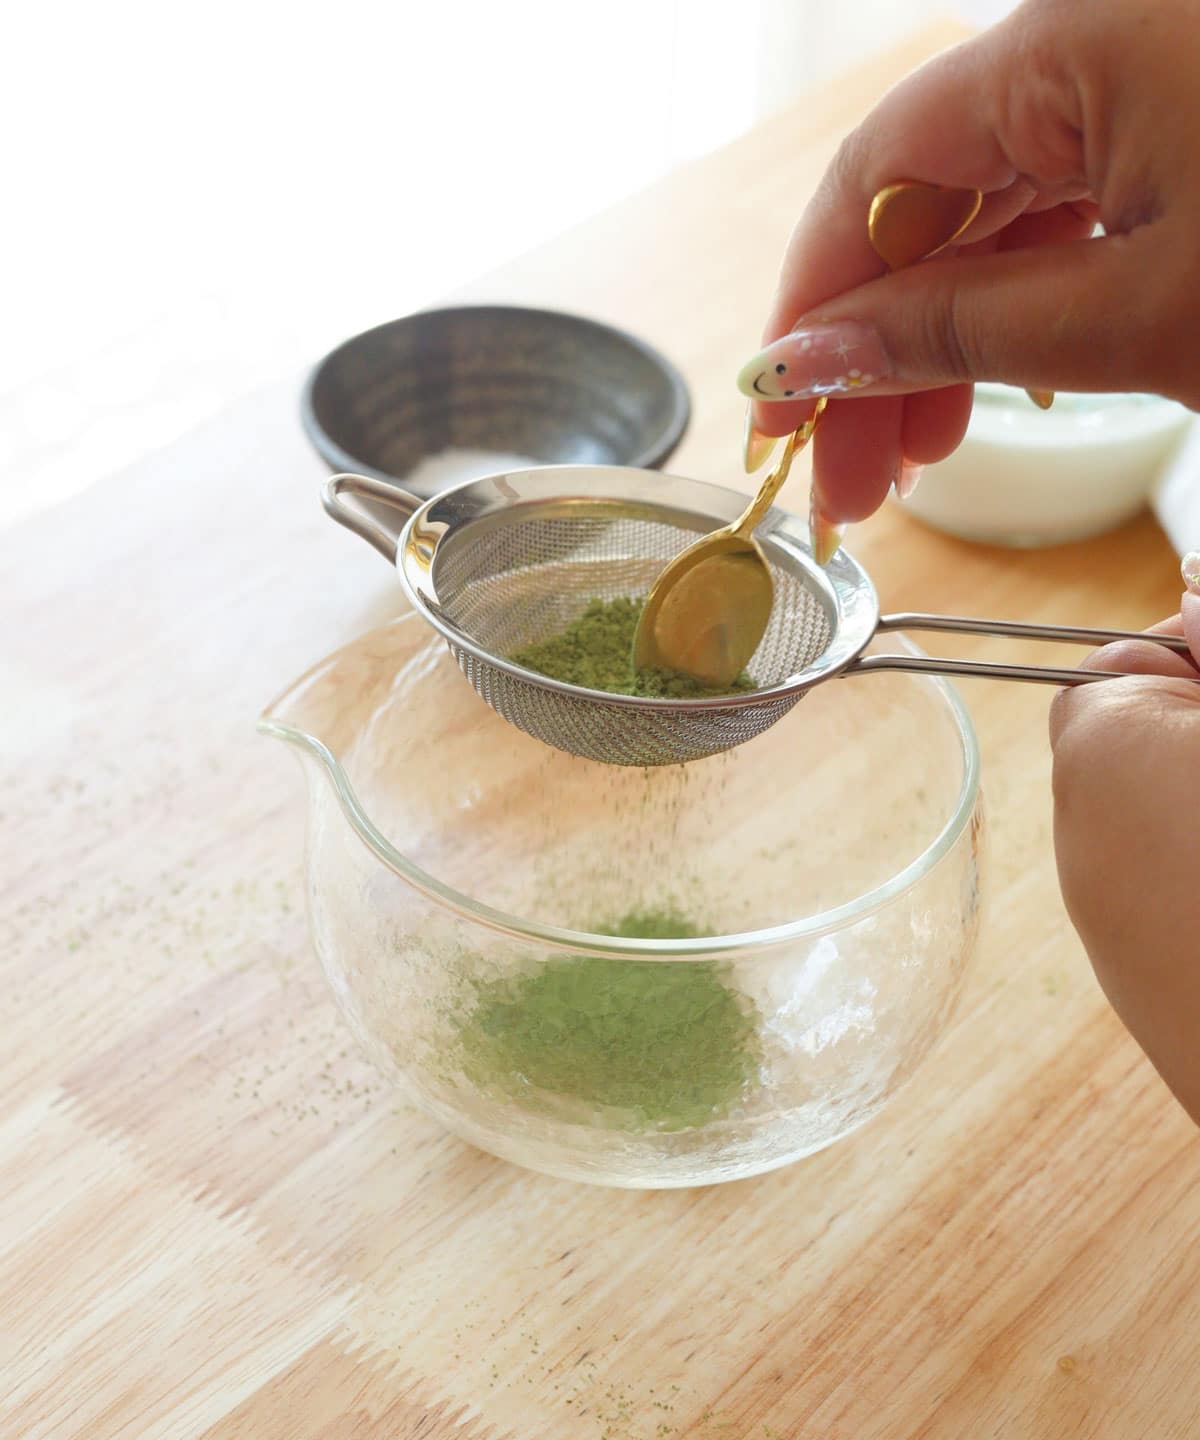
[
  {"left": 759, "top": 387, "right": 972, "bottom": 524},
  {"left": 1048, "top": 616, "right": 1200, "bottom": 753},
  {"left": 810, "top": 395, "right": 904, "bottom": 522},
  {"left": 803, "top": 230, "right": 1165, "bottom": 397},
  {"left": 1050, "top": 673, "right": 1200, "bottom": 897},
  {"left": 1182, "top": 591, "right": 1200, "bottom": 655},
  {"left": 990, "top": 202, "right": 1099, "bottom": 250},
  {"left": 751, "top": 395, "right": 821, "bottom": 441},
  {"left": 1049, "top": 664, "right": 1200, "bottom": 1124},
  {"left": 760, "top": 14, "right": 1091, "bottom": 348},
  {"left": 900, "top": 385, "right": 974, "bottom": 466}
]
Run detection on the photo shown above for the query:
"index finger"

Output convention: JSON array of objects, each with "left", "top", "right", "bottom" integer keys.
[{"left": 755, "top": 14, "right": 1083, "bottom": 435}]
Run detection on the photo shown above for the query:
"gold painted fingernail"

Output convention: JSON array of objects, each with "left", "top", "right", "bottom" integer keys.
[
  {"left": 1027, "top": 388, "right": 1055, "bottom": 410},
  {"left": 1182, "top": 551, "right": 1200, "bottom": 594},
  {"left": 896, "top": 460, "right": 924, "bottom": 499},
  {"left": 809, "top": 490, "right": 844, "bottom": 566},
  {"left": 742, "top": 402, "right": 778, "bottom": 473}
]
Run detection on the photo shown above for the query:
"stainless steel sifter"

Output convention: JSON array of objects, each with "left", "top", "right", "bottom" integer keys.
[{"left": 323, "top": 466, "right": 1194, "bottom": 767}]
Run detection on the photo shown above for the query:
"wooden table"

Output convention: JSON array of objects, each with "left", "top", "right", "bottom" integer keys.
[{"left": 5, "top": 23, "right": 1198, "bottom": 1439}]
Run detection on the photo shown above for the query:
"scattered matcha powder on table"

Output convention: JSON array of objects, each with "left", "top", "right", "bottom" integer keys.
[
  {"left": 510, "top": 596, "right": 756, "bottom": 698},
  {"left": 459, "top": 907, "right": 759, "bottom": 1132}
]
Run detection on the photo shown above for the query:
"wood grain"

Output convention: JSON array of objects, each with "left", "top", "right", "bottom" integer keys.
[{"left": 5, "top": 21, "right": 1199, "bottom": 1439}]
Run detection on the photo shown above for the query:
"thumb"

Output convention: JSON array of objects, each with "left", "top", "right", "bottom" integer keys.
[{"left": 736, "top": 224, "right": 1197, "bottom": 409}]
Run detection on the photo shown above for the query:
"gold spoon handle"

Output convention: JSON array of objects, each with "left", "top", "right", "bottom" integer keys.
[
  {"left": 868, "top": 180, "right": 1053, "bottom": 409},
  {"left": 732, "top": 398, "right": 827, "bottom": 539}
]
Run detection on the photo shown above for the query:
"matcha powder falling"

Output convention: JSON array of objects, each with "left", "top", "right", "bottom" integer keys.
[{"left": 458, "top": 909, "right": 760, "bottom": 1132}]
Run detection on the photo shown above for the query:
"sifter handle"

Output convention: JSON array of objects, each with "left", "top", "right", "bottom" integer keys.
[
  {"left": 321, "top": 472, "right": 424, "bottom": 566},
  {"left": 851, "top": 613, "right": 1195, "bottom": 686},
  {"left": 876, "top": 612, "right": 1193, "bottom": 653}
]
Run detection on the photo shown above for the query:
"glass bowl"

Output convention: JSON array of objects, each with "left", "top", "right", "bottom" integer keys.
[{"left": 260, "top": 612, "right": 982, "bottom": 1188}]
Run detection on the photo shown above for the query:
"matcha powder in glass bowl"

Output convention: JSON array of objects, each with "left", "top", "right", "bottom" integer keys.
[{"left": 457, "top": 909, "right": 761, "bottom": 1133}]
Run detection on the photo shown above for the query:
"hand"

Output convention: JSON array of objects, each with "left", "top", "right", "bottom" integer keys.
[
  {"left": 738, "top": 0, "right": 1200, "bottom": 534},
  {"left": 1049, "top": 578, "right": 1200, "bottom": 1124}
]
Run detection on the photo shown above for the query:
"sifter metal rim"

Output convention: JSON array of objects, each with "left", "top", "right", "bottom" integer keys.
[{"left": 390, "top": 464, "right": 882, "bottom": 708}]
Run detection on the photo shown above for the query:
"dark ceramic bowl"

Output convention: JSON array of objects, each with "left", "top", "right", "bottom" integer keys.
[{"left": 302, "top": 306, "right": 690, "bottom": 496}]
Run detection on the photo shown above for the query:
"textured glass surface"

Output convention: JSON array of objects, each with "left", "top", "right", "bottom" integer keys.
[{"left": 261, "top": 613, "right": 982, "bottom": 1187}]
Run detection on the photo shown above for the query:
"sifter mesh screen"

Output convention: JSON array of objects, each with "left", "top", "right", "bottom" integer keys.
[{"left": 428, "top": 507, "right": 835, "bottom": 766}]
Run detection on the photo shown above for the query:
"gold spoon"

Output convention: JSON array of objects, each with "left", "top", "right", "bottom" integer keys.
[
  {"left": 867, "top": 179, "right": 981, "bottom": 267},
  {"left": 633, "top": 403, "right": 825, "bottom": 688},
  {"left": 635, "top": 180, "right": 989, "bottom": 690},
  {"left": 868, "top": 180, "right": 1053, "bottom": 410}
]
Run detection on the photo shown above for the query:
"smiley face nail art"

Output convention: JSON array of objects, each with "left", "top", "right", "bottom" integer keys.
[{"left": 736, "top": 322, "right": 890, "bottom": 401}]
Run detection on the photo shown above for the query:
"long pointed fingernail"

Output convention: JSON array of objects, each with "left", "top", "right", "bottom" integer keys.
[
  {"left": 896, "top": 460, "right": 924, "bottom": 499},
  {"left": 737, "top": 322, "right": 889, "bottom": 401},
  {"left": 810, "top": 491, "right": 844, "bottom": 566},
  {"left": 742, "top": 402, "right": 778, "bottom": 473},
  {"left": 1183, "top": 551, "right": 1200, "bottom": 594},
  {"left": 1027, "top": 388, "right": 1055, "bottom": 410}
]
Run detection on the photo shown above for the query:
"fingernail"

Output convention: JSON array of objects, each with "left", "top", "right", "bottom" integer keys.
[
  {"left": 736, "top": 322, "right": 889, "bottom": 401},
  {"left": 809, "top": 490, "right": 844, "bottom": 566},
  {"left": 1027, "top": 388, "right": 1055, "bottom": 410},
  {"left": 896, "top": 460, "right": 924, "bottom": 499},
  {"left": 1182, "top": 551, "right": 1200, "bottom": 594},
  {"left": 742, "top": 402, "right": 778, "bottom": 473}
]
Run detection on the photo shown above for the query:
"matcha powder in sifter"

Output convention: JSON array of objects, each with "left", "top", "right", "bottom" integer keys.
[
  {"left": 457, "top": 908, "right": 760, "bottom": 1132},
  {"left": 510, "top": 597, "right": 755, "bottom": 698}
]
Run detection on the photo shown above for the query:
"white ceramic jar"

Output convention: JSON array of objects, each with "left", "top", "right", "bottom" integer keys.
[{"left": 898, "top": 385, "right": 1193, "bottom": 547}]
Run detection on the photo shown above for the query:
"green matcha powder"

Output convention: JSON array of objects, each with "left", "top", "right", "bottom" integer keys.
[
  {"left": 459, "top": 908, "right": 759, "bottom": 1132},
  {"left": 510, "top": 596, "right": 755, "bottom": 698},
  {"left": 454, "top": 599, "right": 758, "bottom": 1131}
]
